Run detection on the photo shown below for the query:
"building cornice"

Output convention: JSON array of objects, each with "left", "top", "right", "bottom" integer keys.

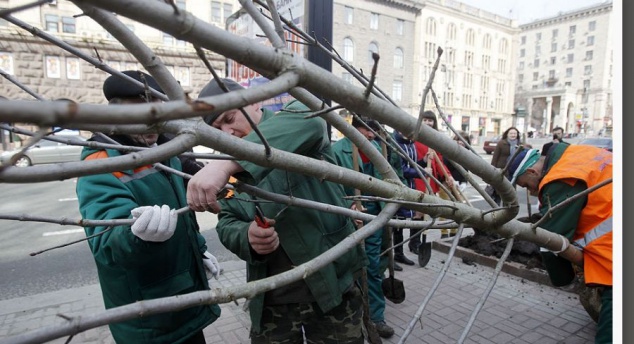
[{"left": 520, "top": 2, "right": 612, "bottom": 30}]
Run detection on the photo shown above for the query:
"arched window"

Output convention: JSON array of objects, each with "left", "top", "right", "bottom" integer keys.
[
  {"left": 465, "top": 28, "right": 475, "bottom": 46},
  {"left": 343, "top": 37, "right": 354, "bottom": 62},
  {"left": 425, "top": 18, "right": 436, "bottom": 36},
  {"left": 499, "top": 38, "right": 508, "bottom": 54},
  {"left": 368, "top": 42, "right": 379, "bottom": 64},
  {"left": 482, "top": 33, "right": 492, "bottom": 50},
  {"left": 447, "top": 23, "right": 456, "bottom": 41},
  {"left": 393, "top": 47, "right": 404, "bottom": 68}
]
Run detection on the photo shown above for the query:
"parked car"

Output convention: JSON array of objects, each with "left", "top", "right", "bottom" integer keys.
[
  {"left": 483, "top": 136, "right": 501, "bottom": 155},
  {"left": 577, "top": 137, "right": 613, "bottom": 152},
  {"left": 0, "top": 135, "right": 87, "bottom": 167}
]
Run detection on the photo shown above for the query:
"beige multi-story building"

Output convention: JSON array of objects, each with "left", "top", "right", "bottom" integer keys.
[
  {"left": 0, "top": 0, "right": 237, "bottom": 104},
  {"left": 514, "top": 1, "right": 613, "bottom": 136},
  {"left": 333, "top": 0, "right": 519, "bottom": 142}
]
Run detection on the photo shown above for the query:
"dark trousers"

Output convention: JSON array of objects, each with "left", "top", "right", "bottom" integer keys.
[
  {"left": 393, "top": 217, "right": 421, "bottom": 255},
  {"left": 596, "top": 286, "right": 612, "bottom": 344}
]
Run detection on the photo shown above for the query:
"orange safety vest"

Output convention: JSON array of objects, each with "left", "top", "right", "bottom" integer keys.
[{"left": 539, "top": 145, "right": 613, "bottom": 286}]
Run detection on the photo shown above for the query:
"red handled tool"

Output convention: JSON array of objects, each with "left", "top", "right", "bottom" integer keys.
[{"left": 254, "top": 203, "right": 270, "bottom": 228}]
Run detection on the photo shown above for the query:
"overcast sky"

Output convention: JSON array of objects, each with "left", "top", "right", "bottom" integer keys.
[{"left": 458, "top": 0, "right": 616, "bottom": 24}]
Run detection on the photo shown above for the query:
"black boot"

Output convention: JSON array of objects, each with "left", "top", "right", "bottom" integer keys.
[
  {"left": 393, "top": 228, "right": 404, "bottom": 256},
  {"left": 408, "top": 229, "right": 421, "bottom": 254}
]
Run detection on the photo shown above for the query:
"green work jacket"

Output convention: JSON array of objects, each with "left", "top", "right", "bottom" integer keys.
[
  {"left": 76, "top": 144, "right": 220, "bottom": 343},
  {"left": 216, "top": 101, "right": 367, "bottom": 333}
]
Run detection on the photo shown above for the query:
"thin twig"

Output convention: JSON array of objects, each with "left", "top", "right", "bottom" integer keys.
[
  {"left": 363, "top": 53, "right": 380, "bottom": 98},
  {"left": 413, "top": 47, "right": 444, "bottom": 141}
]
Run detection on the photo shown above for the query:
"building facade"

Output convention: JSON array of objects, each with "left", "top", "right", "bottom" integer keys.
[
  {"left": 514, "top": 2, "right": 613, "bottom": 136},
  {"left": 0, "top": 0, "right": 237, "bottom": 104},
  {"left": 332, "top": 0, "right": 519, "bottom": 142}
]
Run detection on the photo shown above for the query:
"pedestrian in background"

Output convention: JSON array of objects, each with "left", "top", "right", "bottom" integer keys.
[
  {"left": 488, "top": 126, "right": 522, "bottom": 204},
  {"left": 76, "top": 71, "right": 221, "bottom": 344},
  {"left": 541, "top": 126, "right": 566, "bottom": 156},
  {"left": 509, "top": 144, "right": 612, "bottom": 344},
  {"left": 188, "top": 78, "right": 366, "bottom": 344}
]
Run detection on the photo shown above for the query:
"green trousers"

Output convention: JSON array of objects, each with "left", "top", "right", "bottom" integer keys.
[{"left": 595, "top": 286, "right": 612, "bottom": 344}]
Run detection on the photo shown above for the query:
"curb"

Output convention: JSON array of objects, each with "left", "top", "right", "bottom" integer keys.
[{"left": 431, "top": 240, "right": 554, "bottom": 286}]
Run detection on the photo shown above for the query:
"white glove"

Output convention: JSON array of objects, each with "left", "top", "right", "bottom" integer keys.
[
  {"left": 131, "top": 205, "right": 177, "bottom": 242},
  {"left": 203, "top": 251, "right": 221, "bottom": 280}
]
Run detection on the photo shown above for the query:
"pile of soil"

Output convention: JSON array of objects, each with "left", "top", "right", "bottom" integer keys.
[{"left": 458, "top": 229, "right": 545, "bottom": 270}]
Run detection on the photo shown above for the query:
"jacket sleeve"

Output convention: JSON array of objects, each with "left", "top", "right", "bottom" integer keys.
[
  {"left": 216, "top": 194, "right": 269, "bottom": 265},
  {"left": 76, "top": 172, "right": 163, "bottom": 269},
  {"left": 491, "top": 142, "right": 502, "bottom": 168}
]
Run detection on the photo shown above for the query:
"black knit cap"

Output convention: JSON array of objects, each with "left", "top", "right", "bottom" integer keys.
[
  {"left": 352, "top": 116, "right": 381, "bottom": 131},
  {"left": 198, "top": 78, "right": 245, "bottom": 125},
  {"left": 102, "top": 70, "right": 163, "bottom": 101}
]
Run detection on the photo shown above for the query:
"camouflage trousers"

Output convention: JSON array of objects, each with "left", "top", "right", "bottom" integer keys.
[{"left": 250, "top": 285, "right": 364, "bottom": 344}]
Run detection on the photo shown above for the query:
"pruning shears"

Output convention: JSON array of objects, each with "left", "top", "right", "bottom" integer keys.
[{"left": 216, "top": 176, "right": 270, "bottom": 228}]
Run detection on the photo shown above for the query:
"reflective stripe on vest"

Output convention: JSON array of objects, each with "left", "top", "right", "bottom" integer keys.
[{"left": 574, "top": 217, "right": 612, "bottom": 248}]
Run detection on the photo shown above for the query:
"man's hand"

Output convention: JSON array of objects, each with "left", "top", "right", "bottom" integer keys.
[
  {"left": 187, "top": 161, "right": 242, "bottom": 213},
  {"left": 202, "top": 251, "right": 221, "bottom": 280},
  {"left": 131, "top": 205, "right": 177, "bottom": 242},
  {"left": 248, "top": 217, "right": 278, "bottom": 255}
]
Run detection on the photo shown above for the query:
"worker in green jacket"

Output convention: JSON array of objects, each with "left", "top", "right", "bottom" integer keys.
[
  {"left": 331, "top": 115, "right": 399, "bottom": 339},
  {"left": 187, "top": 78, "right": 367, "bottom": 344},
  {"left": 76, "top": 71, "right": 221, "bottom": 344}
]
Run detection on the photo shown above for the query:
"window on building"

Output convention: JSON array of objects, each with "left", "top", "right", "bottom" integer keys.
[
  {"left": 536, "top": 32, "right": 542, "bottom": 40},
  {"left": 589, "top": 20, "right": 596, "bottom": 31},
  {"left": 532, "top": 85, "right": 538, "bottom": 90},
  {"left": 587, "top": 36, "right": 595, "bottom": 46},
  {"left": 569, "top": 25, "right": 576, "bottom": 35},
  {"left": 551, "top": 42, "right": 557, "bottom": 52},
  {"left": 499, "top": 38, "right": 508, "bottom": 54},
  {"left": 345, "top": 6, "right": 353, "bottom": 24},
  {"left": 370, "top": 13, "right": 379, "bottom": 30},
  {"left": 342, "top": 72, "right": 352, "bottom": 84},
  {"left": 482, "top": 55, "right": 490, "bottom": 69},
  {"left": 535, "top": 45, "right": 541, "bottom": 55},
  {"left": 211, "top": 1, "right": 222, "bottom": 23},
  {"left": 549, "top": 70, "right": 556, "bottom": 79},
  {"left": 396, "top": 19, "right": 404, "bottom": 35},
  {"left": 567, "top": 53, "right": 574, "bottom": 63},
  {"left": 465, "top": 29, "right": 475, "bottom": 46},
  {"left": 533, "top": 58, "right": 540, "bottom": 68},
  {"left": 425, "top": 42, "right": 436, "bottom": 60},
  {"left": 518, "top": 74, "right": 523, "bottom": 83},
  {"left": 61, "top": 16, "right": 75, "bottom": 34},
  {"left": 566, "top": 67, "right": 573, "bottom": 77},
  {"left": 585, "top": 65, "right": 592, "bottom": 75},
  {"left": 498, "top": 58, "right": 506, "bottom": 72},
  {"left": 550, "top": 56, "right": 556, "bottom": 65},
  {"left": 583, "top": 79, "right": 590, "bottom": 89},
  {"left": 45, "top": 14, "right": 59, "bottom": 32},
  {"left": 163, "top": 33, "right": 174, "bottom": 46},
  {"left": 519, "top": 49, "right": 525, "bottom": 58},
  {"left": 447, "top": 23, "right": 457, "bottom": 41},
  {"left": 368, "top": 42, "right": 378, "bottom": 64},
  {"left": 343, "top": 37, "right": 354, "bottom": 62},
  {"left": 425, "top": 18, "right": 436, "bottom": 36},
  {"left": 519, "top": 61, "right": 524, "bottom": 69},
  {"left": 568, "top": 39, "right": 575, "bottom": 49},
  {"left": 483, "top": 34, "right": 492, "bottom": 50},
  {"left": 223, "top": 3, "right": 233, "bottom": 22},
  {"left": 520, "top": 35, "right": 526, "bottom": 45},
  {"left": 552, "top": 29, "right": 558, "bottom": 38},
  {"left": 394, "top": 48, "right": 404, "bottom": 68},
  {"left": 585, "top": 50, "right": 593, "bottom": 60},
  {"left": 565, "top": 81, "right": 571, "bottom": 87},
  {"left": 392, "top": 80, "right": 402, "bottom": 101},
  {"left": 533, "top": 72, "right": 539, "bottom": 81}
]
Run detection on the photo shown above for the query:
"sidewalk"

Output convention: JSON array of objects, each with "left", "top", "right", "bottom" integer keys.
[{"left": 0, "top": 249, "right": 595, "bottom": 344}]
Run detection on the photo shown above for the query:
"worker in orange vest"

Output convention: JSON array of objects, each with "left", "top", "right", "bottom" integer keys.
[{"left": 509, "top": 145, "right": 612, "bottom": 344}]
